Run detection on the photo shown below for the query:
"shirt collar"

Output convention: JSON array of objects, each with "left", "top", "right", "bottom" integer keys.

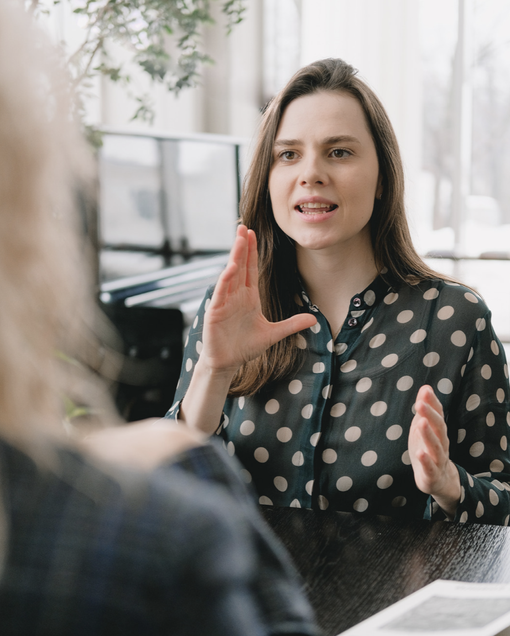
[{"left": 297, "top": 271, "right": 396, "bottom": 312}]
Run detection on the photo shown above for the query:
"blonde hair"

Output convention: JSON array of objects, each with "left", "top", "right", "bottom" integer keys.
[{"left": 0, "top": 1, "right": 118, "bottom": 457}]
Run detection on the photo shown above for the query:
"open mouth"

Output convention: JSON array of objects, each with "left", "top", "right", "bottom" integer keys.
[{"left": 296, "top": 203, "right": 338, "bottom": 215}]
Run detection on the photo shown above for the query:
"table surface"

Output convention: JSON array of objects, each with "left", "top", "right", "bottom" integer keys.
[{"left": 262, "top": 507, "right": 510, "bottom": 635}]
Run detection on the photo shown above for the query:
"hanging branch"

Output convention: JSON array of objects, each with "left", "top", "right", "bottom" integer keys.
[{"left": 27, "top": 0, "right": 246, "bottom": 124}]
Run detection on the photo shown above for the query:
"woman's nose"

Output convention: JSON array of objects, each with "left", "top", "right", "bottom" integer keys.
[{"left": 299, "top": 155, "right": 327, "bottom": 186}]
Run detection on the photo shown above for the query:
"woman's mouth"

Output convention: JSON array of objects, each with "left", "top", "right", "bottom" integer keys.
[{"left": 296, "top": 202, "right": 338, "bottom": 215}]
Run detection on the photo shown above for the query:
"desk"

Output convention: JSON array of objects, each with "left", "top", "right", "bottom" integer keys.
[{"left": 262, "top": 507, "right": 510, "bottom": 635}]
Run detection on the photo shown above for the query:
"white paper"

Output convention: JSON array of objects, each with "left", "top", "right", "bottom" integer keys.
[{"left": 340, "top": 580, "right": 510, "bottom": 636}]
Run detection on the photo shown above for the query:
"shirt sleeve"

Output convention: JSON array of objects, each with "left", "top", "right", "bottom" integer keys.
[
  {"left": 427, "top": 309, "right": 510, "bottom": 525},
  {"left": 165, "top": 286, "right": 216, "bottom": 422}
]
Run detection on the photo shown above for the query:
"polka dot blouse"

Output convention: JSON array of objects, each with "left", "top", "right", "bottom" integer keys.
[{"left": 166, "top": 275, "right": 510, "bottom": 525}]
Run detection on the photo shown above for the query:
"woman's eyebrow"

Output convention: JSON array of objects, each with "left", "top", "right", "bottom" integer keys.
[
  {"left": 322, "top": 135, "right": 361, "bottom": 145},
  {"left": 274, "top": 138, "right": 301, "bottom": 148},
  {"left": 273, "top": 135, "right": 361, "bottom": 148}
]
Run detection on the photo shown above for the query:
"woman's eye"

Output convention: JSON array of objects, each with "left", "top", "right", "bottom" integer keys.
[
  {"left": 280, "top": 151, "right": 297, "bottom": 161},
  {"left": 331, "top": 148, "right": 351, "bottom": 158}
]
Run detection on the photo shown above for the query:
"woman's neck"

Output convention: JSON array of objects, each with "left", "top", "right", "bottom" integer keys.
[{"left": 296, "top": 241, "right": 378, "bottom": 337}]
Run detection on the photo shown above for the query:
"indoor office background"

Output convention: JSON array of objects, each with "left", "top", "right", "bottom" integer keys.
[{"left": 46, "top": 0, "right": 510, "bottom": 345}]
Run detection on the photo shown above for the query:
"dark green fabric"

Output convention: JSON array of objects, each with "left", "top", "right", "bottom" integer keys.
[{"left": 168, "top": 276, "right": 510, "bottom": 525}]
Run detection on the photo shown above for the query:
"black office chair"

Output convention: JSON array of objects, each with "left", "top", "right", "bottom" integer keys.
[{"left": 99, "top": 302, "right": 183, "bottom": 421}]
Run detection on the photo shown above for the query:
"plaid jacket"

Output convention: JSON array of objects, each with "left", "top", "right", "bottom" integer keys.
[{"left": 0, "top": 439, "right": 318, "bottom": 636}]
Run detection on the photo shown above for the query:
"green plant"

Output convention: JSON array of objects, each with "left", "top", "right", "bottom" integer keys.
[{"left": 28, "top": 0, "right": 246, "bottom": 124}]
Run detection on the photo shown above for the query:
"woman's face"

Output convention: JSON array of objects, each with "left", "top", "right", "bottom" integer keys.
[{"left": 268, "top": 90, "right": 382, "bottom": 256}]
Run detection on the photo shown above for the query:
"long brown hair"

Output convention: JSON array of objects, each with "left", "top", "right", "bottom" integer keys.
[{"left": 229, "top": 58, "right": 439, "bottom": 396}]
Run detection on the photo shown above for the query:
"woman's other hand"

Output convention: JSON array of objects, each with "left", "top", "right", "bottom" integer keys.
[{"left": 409, "top": 385, "right": 461, "bottom": 518}]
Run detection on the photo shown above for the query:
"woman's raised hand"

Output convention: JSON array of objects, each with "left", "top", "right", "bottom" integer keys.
[
  {"left": 178, "top": 225, "right": 316, "bottom": 434},
  {"left": 408, "top": 385, "right": 461, "bottom": 518},
  {"left": 200, "top": 225, "right": 317, "bottom": 375}
]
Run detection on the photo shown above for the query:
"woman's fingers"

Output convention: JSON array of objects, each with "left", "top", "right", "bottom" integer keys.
[
  {"left": 416, "top": 385, "right": 444, "bottom": 418},
  {"left": 226, "top": 226, "right": 248, "bottom": 293},
  {"left": 209, "top": 227, "right": 250, "bottom": 310},
  {"left": 246, "top": 229, "right": 259, "bottom": 289},
  {"left": 414, "top": 447, "right": 437, "bottom": 480},
  {"left": 415, "top": 415, "right": 445, "bottom": 466},
  {"left": 212, "top": 260, "right": 238, "bottom": 308},
  {"left": 410, "top": 386, "right": 461, "bottom": 514},
  {"left": 232, "top": 225, "right": 249, "bottom": 291},
  {"left": 265, "top": 313, "right": 318, "bottom": 348},
  {"left": 415, "top": 386, "right": 449, "bottom": 448}
]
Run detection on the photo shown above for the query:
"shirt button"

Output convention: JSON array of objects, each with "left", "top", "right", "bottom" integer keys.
[
  {"left": 353, "top": 297, "right": 362, "bottom": 308},
  {"left": 348, "top": 317, "right": 358, "bottom": 327}
]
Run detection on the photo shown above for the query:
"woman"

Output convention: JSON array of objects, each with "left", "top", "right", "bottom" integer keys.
[
  {"left": 168, "top": 58, "right": 510, "bottom": 525},
  {"left": 0, "top": 3, "right": 318, "bottom": 635}
]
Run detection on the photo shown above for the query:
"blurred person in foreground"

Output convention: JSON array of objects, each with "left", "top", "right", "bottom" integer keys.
[{"left": 0, "top": 3, "right": 318, "bottom": 635}]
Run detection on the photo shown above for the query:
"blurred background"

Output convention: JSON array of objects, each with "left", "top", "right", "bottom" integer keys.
[{"left": 36, "top": 0, "right": 510, "bottom": 416}]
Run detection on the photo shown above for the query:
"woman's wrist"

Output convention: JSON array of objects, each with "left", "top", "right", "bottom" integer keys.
[
  {"left": 432, "top": 460, "right": 462, "bottom": 519},
  {"left": 194, "top": 356, "right": 239, "bottom": 383},
  {"left": 179, "top": 358, "right": 238, "bottom": 435}
]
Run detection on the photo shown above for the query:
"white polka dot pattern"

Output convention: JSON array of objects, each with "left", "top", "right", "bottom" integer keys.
[
  {"left": 173, "top": 279, "right": 510, "bottom": 523},
  {"left": 292, "top": 451, "right": 304, "bottom": 466},
  {"left": 364, "top": 290, "right": 376, "bottom": 305},
  {"left": 451, "top": 331, "right": 467, "bottom": 347},
  {"left": 276, "top": 427, "right": 292, "bottom": 442},
  {"left": 410, "top": 329, "right": 427, "bottom": 343},
  {"left": 330, "top": 402, "right": 346, "bottom": 417},
  {"left": 265, "top": 399, "right": 280, "bottom": 414},
  {"left": 322, "top": 449, "right": 337, "bottom": 464},
  {"left": 397, "top": 310, "right": 413, "bottom": 323},
  {"left": 437, "top": 306, "right": 454, "bottom": 320},
  {"left": 254, "top": 447, "right": 269, "bottom": 463},
  {"left": 466, "top": 395, "right": 481, "bottom": 411},
  {"left": 370, "top": 402, "right": 387, "bottom": 416},
  {"left": 369, "top": 334, "right": 386, "bottom": 348},
  {"left": 423, "top": 288, "right": 439, "bottom": 300},
  {"left": 318, "top": 495, "right": 329, "bottom": 510},
  {"left": 289, "top": 379, "right": 302, "bottom": 394},
  {"left": 386, "top": 425, "right": 403, "bottom": 440},
  {"left": 377, "top": 474, "right": 393, "bottom": 489},
  {"left": 361, "top": 451, "right": 378, "bottom": 466},
  {"left": 302, "top": 404, "right": 313, "bottom": 419},
  {"left": 397, "top": 376, "right": 414, "bottom": 391},
  {"left": 240, "top": 420, "right": 255, "bottom": 435},
  {"left": 336, "top": 476, "right": 353, "bottom": 491},
  {"left": 309, "top": 432, "right": 321, "bottom": 447},
  {"left": 437, "top": 378, "right": 453, "bottom": 394},
  {"left": 356, "top": 377, "right": 372, "bottom": 393},
  {"left": 381, "top": 354, "right": 398, "bottom": 367},
  {"left": 353, "top": 498, "right": 368, "bottom": 512},
  {"left": 345, "top": 427, "right": 361, "bottom": 442},
  {"left": 423, "top": 352, "right": 440, "bottom": 367}
]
